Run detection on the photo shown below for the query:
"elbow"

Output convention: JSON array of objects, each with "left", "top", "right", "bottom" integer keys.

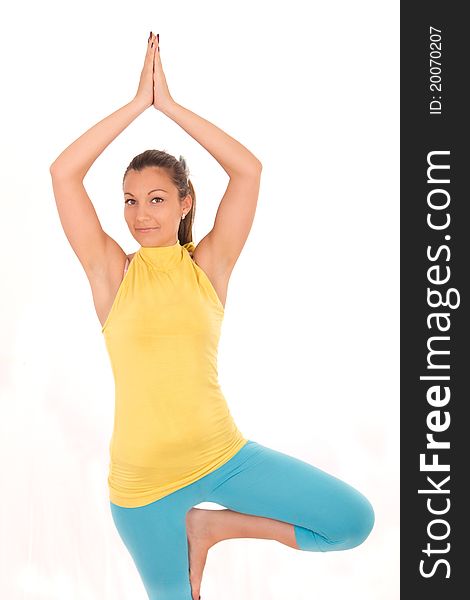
[
  {"left": 228, "top": 161, "right": 262, "bottom": 179},
  {"left": 49, "top": 160, "right": 67, "bottom": 176},
  {"left": 246, "top": 160, "right": 263, "bottom": 177},
  {"left": 49, "top": 162, "right": 60, "bottom": 176},
  {"left": 49, "top": 162, "right": 81, "bottom": 180}
]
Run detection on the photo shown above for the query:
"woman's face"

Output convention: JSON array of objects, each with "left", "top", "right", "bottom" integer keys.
[{"left": 123, "top": 167, "right": 191, "bottom": 246}]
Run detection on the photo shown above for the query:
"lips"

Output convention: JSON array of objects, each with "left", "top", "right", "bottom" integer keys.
[{"left": 136, "top": 227, "right": 157, "bottom": 231}]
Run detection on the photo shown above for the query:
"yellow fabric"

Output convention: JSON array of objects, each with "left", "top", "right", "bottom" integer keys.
[{"left": 102, "top": 239, "right": 248, "bottom": 508}]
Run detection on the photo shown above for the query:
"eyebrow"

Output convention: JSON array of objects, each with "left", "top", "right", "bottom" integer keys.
[{"left": 124, "top": 188, "right": 168, "bottom": 196}]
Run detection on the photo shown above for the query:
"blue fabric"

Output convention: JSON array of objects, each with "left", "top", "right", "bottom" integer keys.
[{"left": 110, "top": 440, "right": 375, "bottom": 599}]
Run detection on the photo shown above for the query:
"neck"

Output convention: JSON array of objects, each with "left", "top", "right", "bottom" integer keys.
[{"left": 137, "top": 239, "right": 183, "bottom": 272}]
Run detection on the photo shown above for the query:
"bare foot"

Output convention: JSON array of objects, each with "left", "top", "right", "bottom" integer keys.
[{"left": 186, "top": 507, "right": 217, "bottom": 600}]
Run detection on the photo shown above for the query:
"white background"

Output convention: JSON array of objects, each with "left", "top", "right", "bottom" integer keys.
[{"left": 0, "top": 0, "right": 399, "bottom": 598}]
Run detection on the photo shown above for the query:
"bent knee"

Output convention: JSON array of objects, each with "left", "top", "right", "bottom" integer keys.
[{"left": 343, "top": 494, "right": 375, "bottom": 549}]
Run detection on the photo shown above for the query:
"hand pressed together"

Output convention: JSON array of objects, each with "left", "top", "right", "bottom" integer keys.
[{"left": 134, "top": 31, "right": 175, "bottom": 112}]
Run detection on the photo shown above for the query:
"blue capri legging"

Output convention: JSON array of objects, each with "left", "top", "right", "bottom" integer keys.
[{"left": 110, "top": 440, "right": 375, "bottom": 599}]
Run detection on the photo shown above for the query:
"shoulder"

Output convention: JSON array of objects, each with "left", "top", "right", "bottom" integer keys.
[{"left": 182, "top": 241, "right": 196, "bottom": 259}]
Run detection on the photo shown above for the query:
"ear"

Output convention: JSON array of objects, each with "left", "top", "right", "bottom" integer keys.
[{"left": 183, "top": 194, "right": 193, "bottom": 213}]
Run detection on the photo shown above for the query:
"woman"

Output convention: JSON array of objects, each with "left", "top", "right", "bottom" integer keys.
[{"left": 50, "top": 32, "right": 375, "bottom": 600}]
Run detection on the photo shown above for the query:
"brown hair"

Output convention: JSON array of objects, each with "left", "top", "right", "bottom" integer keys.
[{"left": 122, "top": 149, "right": 196, "bottom": 245}]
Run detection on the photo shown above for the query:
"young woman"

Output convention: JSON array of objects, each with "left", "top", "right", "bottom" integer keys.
[{"left": 50, "top": 32, "right": 375, "bottom": 600}]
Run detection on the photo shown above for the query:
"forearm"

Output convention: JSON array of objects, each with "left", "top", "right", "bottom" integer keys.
[
  {"left": 50, "top": 97, "right": 148, "bottom": 180},
  {"left": 161, "top": 101, "right": 262, "bottom": 178}
]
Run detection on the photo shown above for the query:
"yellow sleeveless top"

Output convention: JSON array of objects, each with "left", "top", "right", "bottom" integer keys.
[{"left": 101, "top": 239, "right": 248, "bottom": 508}]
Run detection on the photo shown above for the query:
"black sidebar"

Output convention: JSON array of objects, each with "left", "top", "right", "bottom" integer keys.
[{"left": 401, "top": 3, "right": 468, "bottom": 598}]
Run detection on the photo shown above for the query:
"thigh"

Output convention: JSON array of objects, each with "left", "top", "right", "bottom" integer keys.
[
  {"left": 206, "top": 441, "right": 374, "bottom": 549},
  {"left": 110, "top": 494, "right": 193, "bottom": 600}
]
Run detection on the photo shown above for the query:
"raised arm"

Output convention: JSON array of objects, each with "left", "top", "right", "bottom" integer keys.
[
  {"left": 153, "top": 36, "right": 262, "bottom": 279},
  {"left": 50, "top": 32, "right": 157, "bottom": 277}
]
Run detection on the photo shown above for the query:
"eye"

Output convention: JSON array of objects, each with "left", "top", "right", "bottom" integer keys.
[{"left": 124, "top": 197, "right": 164, "bottom": 205}]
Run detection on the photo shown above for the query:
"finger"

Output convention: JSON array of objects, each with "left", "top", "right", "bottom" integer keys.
[
  {"left": 153, "top": 45, "right": 160, "bottom": 70},
  {"left": 151, "top": 32, "right": 159, "bottom": 55},
  {"left": 155, "top": 39, "right": 162, "bottom": 63},
  {"left": 147, "top": 34, "right": 157, "bottom": 69}
]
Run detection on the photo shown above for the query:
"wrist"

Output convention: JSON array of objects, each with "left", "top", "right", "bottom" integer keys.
[
  {"left": 131, "top": 96, "right": 152, "bottom": 113},
  {"left": 159, "top": 98, "right": 178, "bottom": 117}
]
